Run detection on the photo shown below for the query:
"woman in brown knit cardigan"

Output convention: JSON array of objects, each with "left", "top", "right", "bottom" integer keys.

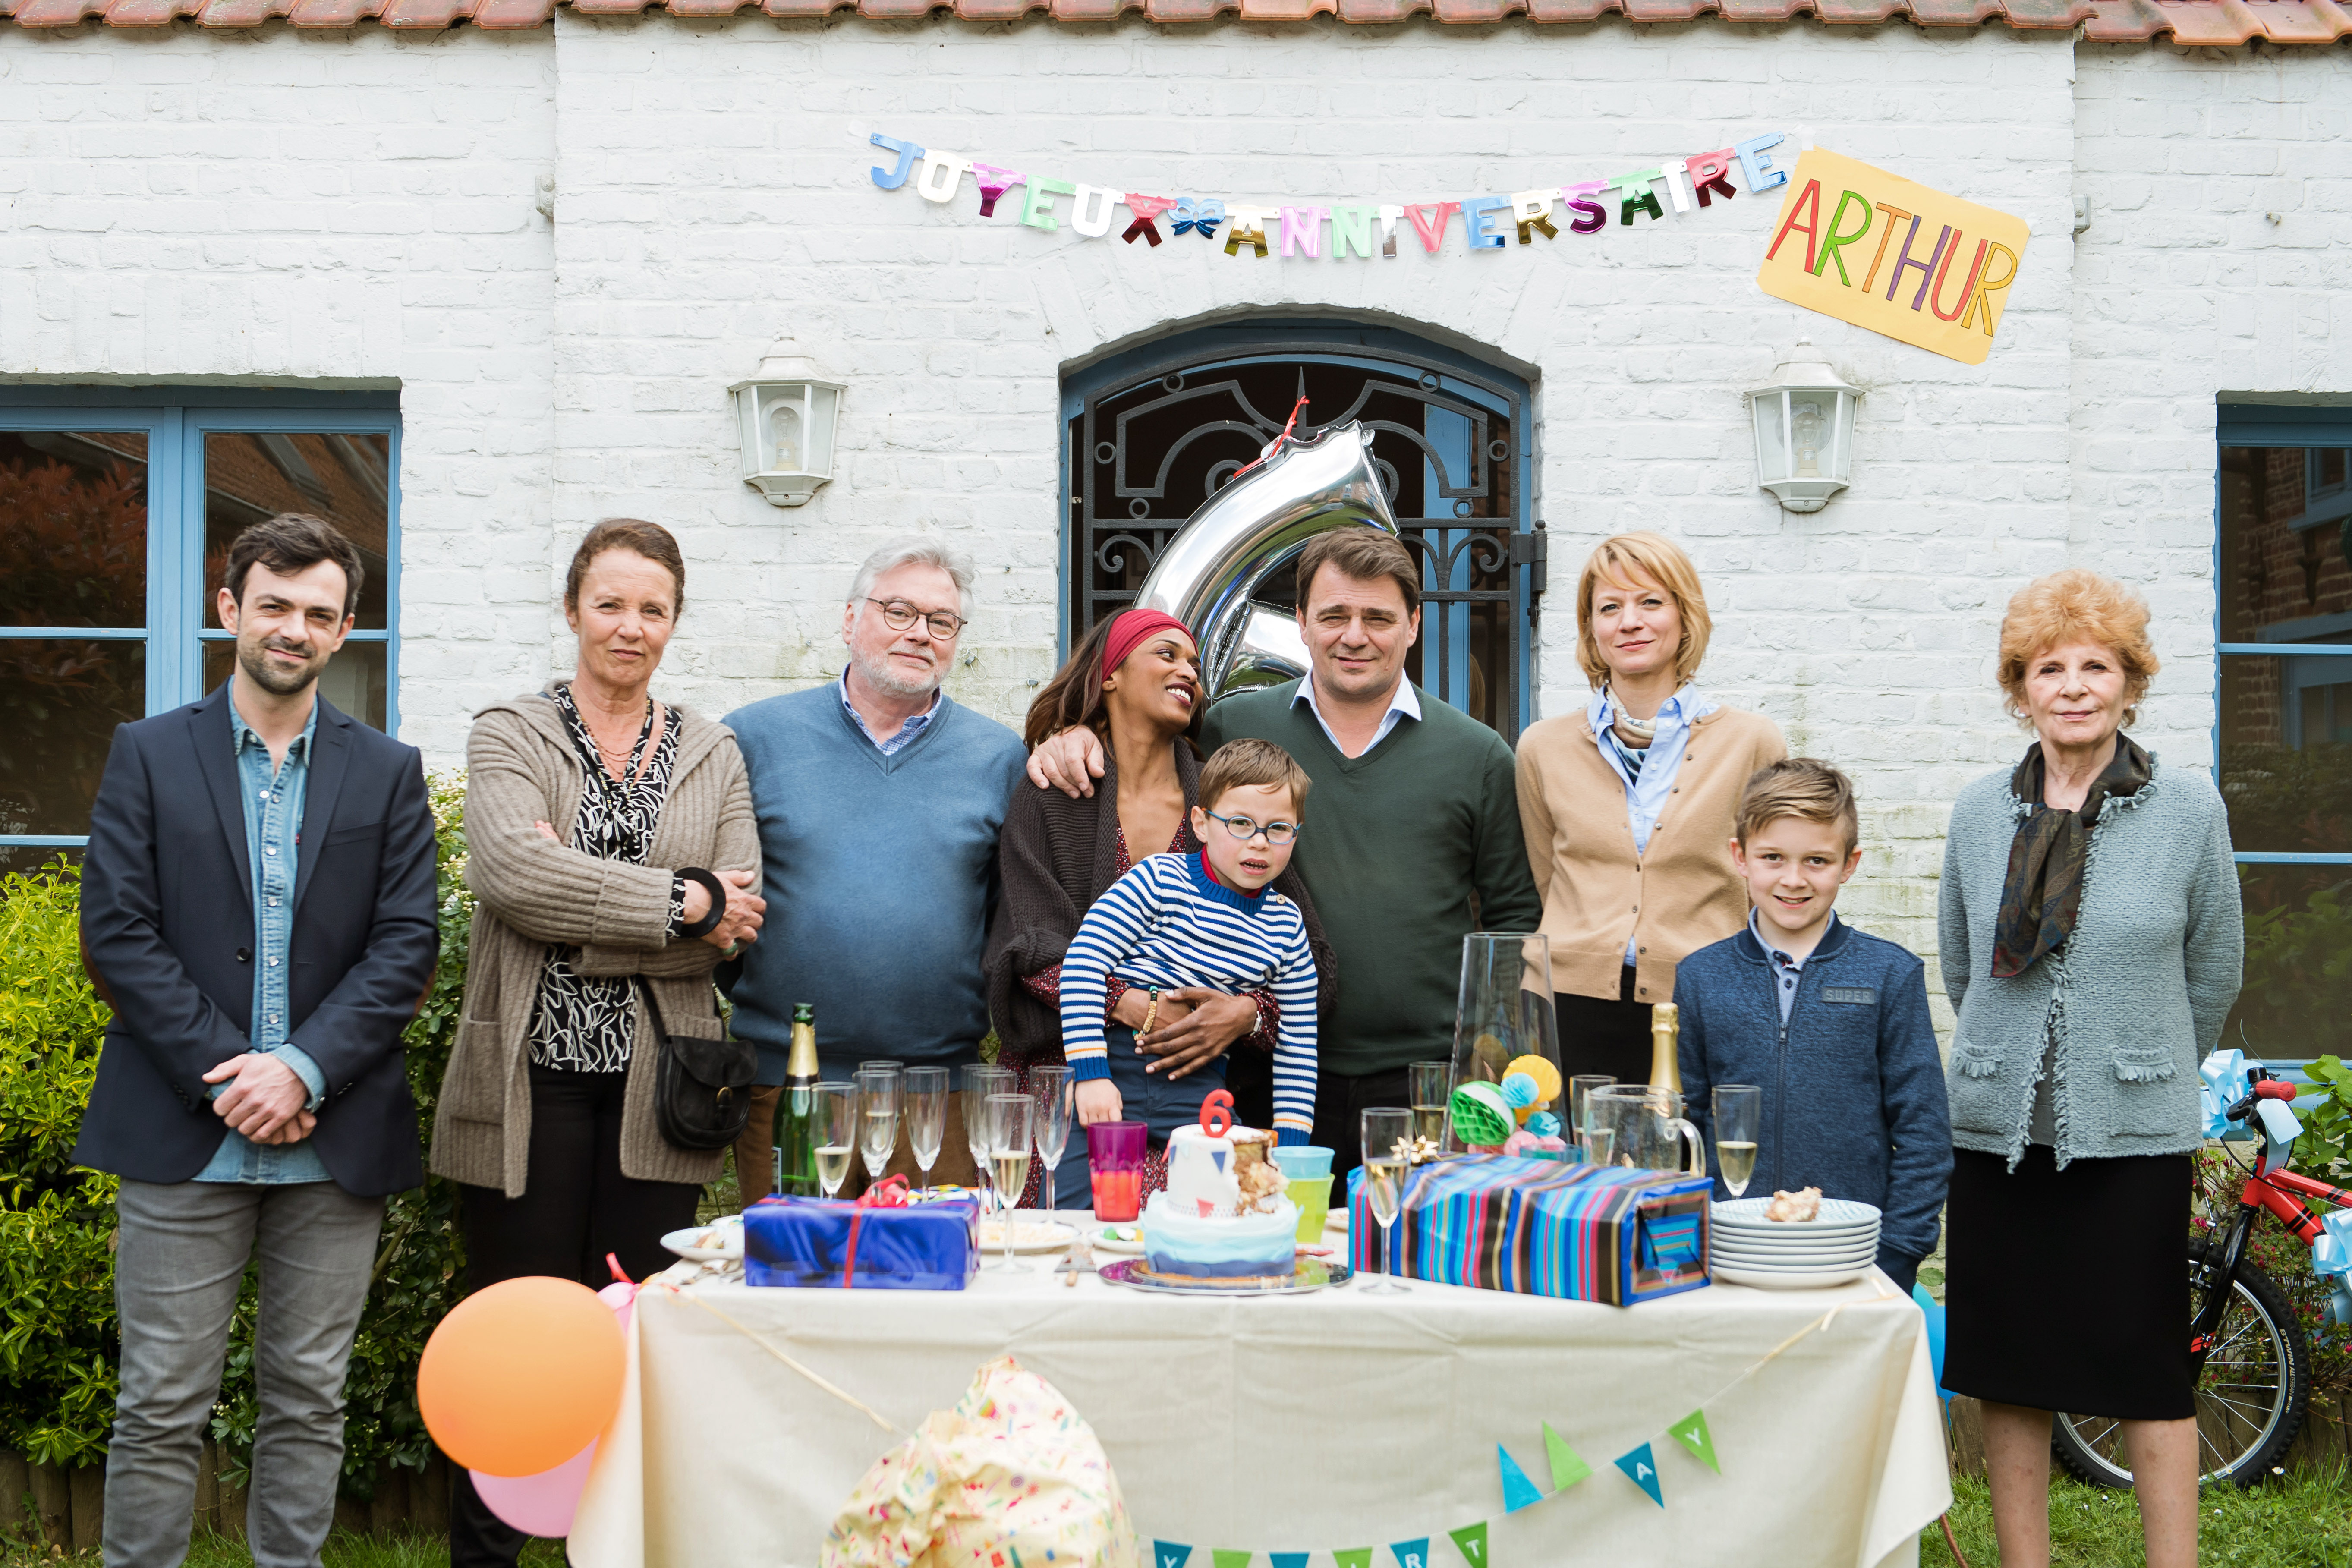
[
  {"left": 432, "top": 520, "right": 761, "bottom": 1567},
  {"left": 983, "top": 610, "right": 1335, "bottom": 1208}
]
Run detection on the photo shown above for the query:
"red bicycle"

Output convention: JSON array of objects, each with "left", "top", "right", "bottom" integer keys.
[{"left": 2053, "top": 1074, "right": 2352, "bottom": 1488}]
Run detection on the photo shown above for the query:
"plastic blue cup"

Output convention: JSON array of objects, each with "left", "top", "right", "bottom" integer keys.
[{"left": 1272, "top": 1145, "right": 1333, "bottom": 1181}]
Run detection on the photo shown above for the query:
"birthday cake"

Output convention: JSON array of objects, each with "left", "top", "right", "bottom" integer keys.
[{"left": 1140, "top": 1124, "right": 1299, "bottom": 1282}]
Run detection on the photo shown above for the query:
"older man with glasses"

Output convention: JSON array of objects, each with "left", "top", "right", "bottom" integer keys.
[{"left": 721, "top": 537, "right": 1027, "bottom": 1200}]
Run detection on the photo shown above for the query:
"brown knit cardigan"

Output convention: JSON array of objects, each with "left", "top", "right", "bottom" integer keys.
[
  {"left": 982, "top": 739, "right": 1338, "bottom": 1066},
  {"left": 430, "top": 689, "right": 759, "bottom": 1197}
]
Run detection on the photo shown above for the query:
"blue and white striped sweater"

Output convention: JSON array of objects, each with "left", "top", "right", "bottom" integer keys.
[{"left": 1059, "top": 851, "right": 1319, "bottom": 1141}]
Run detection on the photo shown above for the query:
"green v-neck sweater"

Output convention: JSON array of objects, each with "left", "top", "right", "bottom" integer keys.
[{"left": 1203, "top": 680, "right": 1543, "bottom": 1077}]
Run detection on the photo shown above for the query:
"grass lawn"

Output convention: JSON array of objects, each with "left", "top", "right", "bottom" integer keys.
[{"left": 1924, "top": 1466, "right": 2352, "bottom": 1568}]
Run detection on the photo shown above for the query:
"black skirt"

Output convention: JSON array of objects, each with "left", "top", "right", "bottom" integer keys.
[
  {"left": 1555, "top": 967, "right": 1656, "bottom": 1086},
  {"left": 1943, "top": 1145, "right": 2194, "bottom": 1420}
]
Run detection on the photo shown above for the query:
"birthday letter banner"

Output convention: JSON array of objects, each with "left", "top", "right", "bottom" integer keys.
[
  {"left": 862, "top": 129, "right": 1799, "bottom": 257},
  {"left": 1754, "top": 147, "right": 2030, "bottom": 366}
]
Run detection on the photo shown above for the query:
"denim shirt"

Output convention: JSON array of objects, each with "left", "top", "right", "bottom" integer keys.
[
  {"left": 1587, "top": 684, "right": 1719, "bottom": 963},
  {"left": 195, "top": 699, "right": 331, "bottom": 1184},
  {"left": 838, "top": 669, "right": 939, "bottom": 756}
]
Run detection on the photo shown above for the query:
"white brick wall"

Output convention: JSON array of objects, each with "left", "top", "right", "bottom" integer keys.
[{"left": 6, "top": 19, "right": 2351, "bottom": 1017}]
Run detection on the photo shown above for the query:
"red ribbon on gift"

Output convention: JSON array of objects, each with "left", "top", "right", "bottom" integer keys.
[{"left": 841, "top": 1175, "right": 913, "bottom": 1286}]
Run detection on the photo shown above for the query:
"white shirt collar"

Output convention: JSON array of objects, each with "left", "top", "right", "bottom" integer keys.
[
  {"left": 1748, "top": 906, "right": 1837, "bottom": 967},
  {"left": 1292, "top": 673, "right": 1420, "bottom": 752}
]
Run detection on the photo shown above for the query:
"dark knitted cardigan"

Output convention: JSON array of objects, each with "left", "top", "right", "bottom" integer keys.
[{"left": 982, "top": 739, "right": 1338, "bottom": 1067}]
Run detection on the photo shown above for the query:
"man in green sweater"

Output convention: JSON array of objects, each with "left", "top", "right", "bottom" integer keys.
[{"left": 1030, "top": 529, "right": 1541, "bottom": 1175}]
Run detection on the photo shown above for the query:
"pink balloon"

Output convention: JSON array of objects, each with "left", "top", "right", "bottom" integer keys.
[
  {"left": 473, "top": 1438, "right": 596, "bottom": 1538},
  {"left": 597, "top": 1280, "right": 636, "bottom": 1334}
]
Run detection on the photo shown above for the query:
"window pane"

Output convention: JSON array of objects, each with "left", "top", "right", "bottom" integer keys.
[
  {"left": 0, "top": 431, "right": 148, "bottom": 627},
  {"left": 2217, "top": 655, "right": 2352, "bottom": 853},
  {"left": 2230, "top": 862, "right": 2352, "bottom": 1061},
  {"left": 0, "top": 640, "right": 145, "bottom": 837},
  {"left": 204, "top": 638, "right": 386, "bottom": 732},
  {"left": 0, "top": 845, "right": 81, "bottom": 882},
  {"left": 203, "top": 433, "right": 390, "bottom": 630}
]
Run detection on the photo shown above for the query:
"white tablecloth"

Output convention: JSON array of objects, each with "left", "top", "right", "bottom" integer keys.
[{"left": 571, "top": 1235, "right": 1950, "bottom": 1568}]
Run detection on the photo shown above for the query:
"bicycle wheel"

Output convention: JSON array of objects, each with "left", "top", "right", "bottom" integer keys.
[{"left": 2052, "top": 1241, "right": 2309, "bottom": 1489}]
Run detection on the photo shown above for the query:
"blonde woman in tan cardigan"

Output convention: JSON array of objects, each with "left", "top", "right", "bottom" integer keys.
[
  {"left": 1515, "top": 532, "right": 1786, "bottom": 1084},
  {"left": 432, "top": 519, "right": 760, "bottom": 1565}
]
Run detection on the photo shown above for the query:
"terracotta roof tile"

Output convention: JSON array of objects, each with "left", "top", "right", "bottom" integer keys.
[{"left": 5, "top": 0, "right": 2346, "bottom": 41}]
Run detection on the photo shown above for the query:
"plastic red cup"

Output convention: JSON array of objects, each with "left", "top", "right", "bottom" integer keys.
[{"left": 1087, "top": 1120, "right": 1149, "bottom": 1221}]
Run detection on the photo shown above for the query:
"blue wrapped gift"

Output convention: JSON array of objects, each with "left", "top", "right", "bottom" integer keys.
[{"left": 744, "top": 1195, "right": 979, "bottom": 1290}]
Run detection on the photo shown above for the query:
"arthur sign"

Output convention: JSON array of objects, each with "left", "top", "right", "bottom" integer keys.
[{"left": 1755, "top": 148, "right": 2029, "bottom": 366}]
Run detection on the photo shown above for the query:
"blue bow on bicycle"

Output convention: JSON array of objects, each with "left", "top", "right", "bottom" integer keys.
[
  {"left": 2198, "top": 1048, "right": 2250, "bottom": 1139},
  {"left": 2317, "top": 1212, "right": 2352, "bottom": 1278},
  {"left": 1171, "top": 198, "right": 1225, "bottom": 238}
]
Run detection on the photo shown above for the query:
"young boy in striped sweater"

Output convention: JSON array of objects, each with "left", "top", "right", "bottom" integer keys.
[{"left": 1061, "top": 738, "right": 1320, "bottom": 1150}]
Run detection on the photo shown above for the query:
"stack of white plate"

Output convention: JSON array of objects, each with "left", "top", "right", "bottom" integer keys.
[{"left": 1709, "top": 1197, "right": 1881, "bottom": 1289}]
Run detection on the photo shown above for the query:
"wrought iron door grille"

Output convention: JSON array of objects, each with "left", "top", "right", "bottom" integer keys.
[{"left": 1065, "top": 341, "right": 1536, "bottom": 739}]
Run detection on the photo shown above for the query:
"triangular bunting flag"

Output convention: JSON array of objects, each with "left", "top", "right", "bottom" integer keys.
[
  {"left": 1211, "top": 1552, "right": 1251, "bottom": 1568},
  {"left": 1269, "top": 1556, "right": 1309, "bottom": 1568},
  {"left": 1666, "top": 1409, "right": 1720, "bottom": 1474},
  {"left": 1155, "top": 1545, "right": 1194, "bottom": 1568},
  {"left": 1614, "top": 1442, "right": 1664, "bottom": 1508},
  {"left": 1496, "top": 1444, "right": 1544, "bottom": 1513},
  {"left": 1333, "top": 1553, "right": 1374, "bottom": 1568},
  {"left": 1391, "top": 1540, "right": 1431, "bottom": 1568},
  {"left": 1448, "top": 1523, "right": 1490, "bottom": 1565},
  {"left": 1542, "top": 1422, "right": 1592, "bottom": 1492}
]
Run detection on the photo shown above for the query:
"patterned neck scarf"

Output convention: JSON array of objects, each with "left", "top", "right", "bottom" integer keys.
[{"left": 1990, "top": 733, "right": 2154, "bottom": 979}]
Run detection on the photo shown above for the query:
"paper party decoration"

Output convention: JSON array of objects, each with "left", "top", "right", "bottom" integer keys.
[
  {"left": 1735, "top": 131, "right": 1792, "bottom": 193},
  {"left": 1661, "top": 164, "right": 1694, "bottom": 215},
  {"left": 1526, "top": 1111, "right": 1562, "bottom": 1139},
  {"left": 1123, "top": 194, "right": 1178, "bottom": 246},
  {"left": 868, "top": 133, "right": 922, "bottom": 191},
  {"left": 1270, "top": 1556, "right": 1310, "bottom": 1568},
  {"left": 1754, "top": 147, "right": 2029, "bottom": 365},
  {"left": 1225, "top": 206, "right": 1273, "bottom": 258},
  {"left": 1543, "top": 1423, "right": 1592, "bottom": 1492},
  {"left": 1563, "top": 181, "right": 1608, "bottom": 235},
  {"left": 1021, "top": 177, "right": 1077, "bottom": 232},
  {"left": 913, "top": 151, "right": 969, "bottom": 205},
  {"left": 1156, "top": 1544, "right": 1195, "bottom": 1568},
  {"left": 1280, "top": 206, "right": 1329, "bottom": 259},
  {"left": 1212, "top": 1551, "right": 1252, "bottom": 1568},
  {"left": 1334, "top": 1552, "right": 1373, "bottom": 1568},
  {"left": 1499, "top": 1073, "right": 1537, "bottom": 1112},
  {"left": 970, "top": 163, "right": 1024, "bottom": 218},
  {"left": 1508, "top": 189, "right": 1558, "bottom": 243},
  {"left": 1614, "top": 1442, "right": 1664, "bottom": 1508},
  {"left": 1376, "top": 204, "right": 1404, "bottom": 256},
  {"left": 1448, "top": 1524, "right": 1489, "bottom": 1565},
  {"left": 1332, "top": 205, "right": 1378, "bottom": 258},
  {"left": 1666, "top": 1409, "right": 1720, "bottom": 1474},
  {"left": 1070, "top": 184, "right": 1121, "bottom": 239},
  {"left": 1496, "top": 1444, "right": 1544, "bottom": 1513},
  {"left": 1404, "top": 201, "right": 1459, "bottom": 253},
  {"left": 1610, "top": 170, "right": 1665, "bottom": 225},
  {"left": 1171, "top": 196, "right": 1224, "bottom": 237},
  {"left": 1449, "top": 1081, "right": 1514, "bottom": 1147},
  {"left": 1505, "top": 1055, "right": 1560, "bottom": 1106},
  {"left": 1391, "top": 1539, "right": 1431, "bottom": 1568},
  {"left": 1686, "top": 148, "right": 1739, "bottom": 206},
  {"left": 1460, "top": 196, "right": 1508, "bottom": 250}
]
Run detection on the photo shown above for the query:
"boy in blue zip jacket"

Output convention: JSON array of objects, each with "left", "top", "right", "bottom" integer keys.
[{"left": 1676, "top": 758, "right": 1952, "bottom": 1293}]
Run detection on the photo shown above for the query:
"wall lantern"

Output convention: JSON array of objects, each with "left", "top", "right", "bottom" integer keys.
[
  {"left": 729, "top": 340, "right": 843, "bottom": 507},
  {"left": 1746, "top": 340, "right": 1862, "bottom": 514}
]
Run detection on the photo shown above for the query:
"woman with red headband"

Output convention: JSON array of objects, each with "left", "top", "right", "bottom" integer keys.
[{"left": 984, "top": 609, "right": 1335, "bottom": 1208}]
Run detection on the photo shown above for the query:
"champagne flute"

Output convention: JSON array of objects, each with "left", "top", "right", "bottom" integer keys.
[
  {"left": 1407, "top": 1061, "right": 1451, "bottom": 1147},
  {"left": 904, "top": 1067, "right": 949, "bottom": 1195},
  {"left": 1713, "top": 1083, "right": 1762, "bottom": 1198},
  {"left": 985, "top": 1092, "right": 1035, "bottom": 1272},
  {"left": 961, "top": 1065, "right": 1011, "bottom": 1212},
  {"left": 1360, "top": 1108, "right": 1413, "bottom": 1295},
  {"left": 854, "top": 1067, "right": 900, "bottom": 1186},
  {"left": 1030, "top": 1064, "right": 1072, "bottom": 1215},
  {"left": 812, "top": 1083, "right": 857, "bottom": 1200},
  {"left": 1569, "top": 1074, "right": 1615, "bottom": 1164}
]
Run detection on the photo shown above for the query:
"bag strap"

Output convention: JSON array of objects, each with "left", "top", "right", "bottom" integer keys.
[{"left": 633, "top": 974, "right": 671, "bottom": 1042}]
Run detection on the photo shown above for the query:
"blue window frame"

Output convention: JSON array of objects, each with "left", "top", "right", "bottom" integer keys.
[
  {"left": 2214, "top": 402, "right": 2352, "bottom": 1064},
  {"left": 0, "top": 388, "right": 400, "bottom": 875}
]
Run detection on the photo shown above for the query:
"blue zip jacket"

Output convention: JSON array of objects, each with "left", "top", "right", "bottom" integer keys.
[{"left": 1674, "top": 916, "right": 1952, "bottom": 1269}]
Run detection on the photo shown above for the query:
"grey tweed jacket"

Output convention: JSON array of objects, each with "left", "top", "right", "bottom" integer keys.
[{"left": 1937, "top": 754, "right": 2242, "bottom": 1168}]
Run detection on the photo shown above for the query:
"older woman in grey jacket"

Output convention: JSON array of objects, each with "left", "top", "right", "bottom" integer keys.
[
  {"left": 1938, "top": 569, "right": 2240, "bottom": 1568},
  {"left": 433, "top": 519, "right": 762, "bottom": 1565}
]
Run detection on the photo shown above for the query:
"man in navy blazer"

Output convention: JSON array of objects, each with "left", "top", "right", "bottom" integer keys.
[{"left": 78, "top": 513, "right": 437, "bottom": 1568}]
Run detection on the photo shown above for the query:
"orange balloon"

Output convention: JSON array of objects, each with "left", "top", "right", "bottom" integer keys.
[{"left": 419, "top": 1276, "right": 625, "bottom": 1477}]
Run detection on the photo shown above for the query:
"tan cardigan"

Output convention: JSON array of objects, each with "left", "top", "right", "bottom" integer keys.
[
  {"left": 1514, "top": 704, "right": 1788, "bottom": 1006},
  {"left": 430, "top": 690, "right": 760, "bottom": 1197}
]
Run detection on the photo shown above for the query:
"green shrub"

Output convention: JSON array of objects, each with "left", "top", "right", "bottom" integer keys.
[{"left": 0, "top": 770, "right": 477, "bottom": 1489}]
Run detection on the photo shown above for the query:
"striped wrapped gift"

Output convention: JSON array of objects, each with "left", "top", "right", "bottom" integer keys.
[{"left": 1346, "top": 1154, "right": 1711, "bottom": 1305}]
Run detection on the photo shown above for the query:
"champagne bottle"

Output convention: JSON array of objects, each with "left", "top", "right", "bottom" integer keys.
[
  {"left": 776, "top": 1002, "right": 821, "bottom": 1198},
  {"left": 1648, "top": 1002, "right": 1683, "bottom": 1096}
]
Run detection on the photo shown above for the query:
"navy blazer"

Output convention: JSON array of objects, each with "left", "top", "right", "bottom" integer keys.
[{"left": 75, "top": 684, "right": 439, "bottom": 1197}]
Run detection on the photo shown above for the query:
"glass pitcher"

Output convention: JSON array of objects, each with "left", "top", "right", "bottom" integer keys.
[
  {"left": 1444, "top": 933, "right": 1564, "bottom": 1152},
  {"left": 1586, "top": 1085, "right": 1708, "bottom": 1178}
]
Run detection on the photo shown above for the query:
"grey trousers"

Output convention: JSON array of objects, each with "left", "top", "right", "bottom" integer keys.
[{"left": 105, "top": 1178, "right": 385, "bottom": 1568}]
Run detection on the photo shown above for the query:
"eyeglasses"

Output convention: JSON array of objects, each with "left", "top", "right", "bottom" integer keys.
[
  {"left": 1200, "top": 808, "right": 1300, "bottom": 846},
  {"left": 866, "top": 598, "right": 966, "bottom": 640}
]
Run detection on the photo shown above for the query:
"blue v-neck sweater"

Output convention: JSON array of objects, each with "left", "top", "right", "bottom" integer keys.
[{"left": 722, "top": 685, "right": 1028, "bottom": 1082}]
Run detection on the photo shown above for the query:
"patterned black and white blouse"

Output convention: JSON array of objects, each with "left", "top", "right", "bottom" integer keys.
[{"left": 526, "top": 683, "right": 686, "bottom": 1074}]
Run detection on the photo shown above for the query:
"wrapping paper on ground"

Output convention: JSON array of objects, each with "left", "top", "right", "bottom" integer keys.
[
  {"left": 1348, "top": 1154, "right": 1711, "bottom": 1305},
  {"left": 744, "top": 1196, "right": 978, "bottom": 1290}
]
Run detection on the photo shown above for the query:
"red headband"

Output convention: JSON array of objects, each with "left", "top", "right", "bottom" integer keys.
[{"left": 1101, "top": 609, "right": 1195, "bottom": 683}]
